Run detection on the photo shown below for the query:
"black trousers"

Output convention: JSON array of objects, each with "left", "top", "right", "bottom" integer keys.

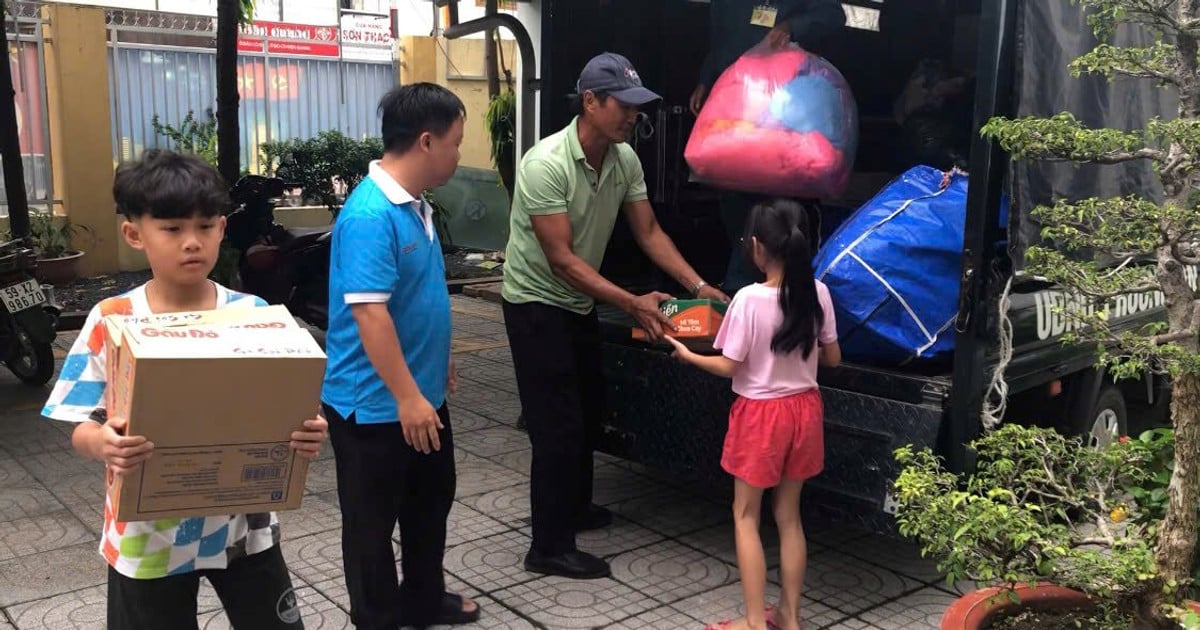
[
  {"left": 107, "top": 544, "right": 302, "bottom": 630},
  {"left": 503, "top": 300, "right": 604, "bottom": 556},
  {"left": 324, "top": 403, "right": 456, "bottom": 630}
]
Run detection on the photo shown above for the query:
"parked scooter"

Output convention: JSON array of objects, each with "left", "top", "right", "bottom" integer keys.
[
  {"left": 225, "top": 176, "right": 331, "bottom": 330},
  {"left": 0, "top": 238, "right": 60, "bottom": 386}
]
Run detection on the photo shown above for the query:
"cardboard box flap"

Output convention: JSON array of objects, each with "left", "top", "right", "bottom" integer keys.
[
  {"left": 104, "top": 304, "right": 299, "bottom": 330},
  {"left": 122, "top": 325, "right": 324, "bottom": 360}
]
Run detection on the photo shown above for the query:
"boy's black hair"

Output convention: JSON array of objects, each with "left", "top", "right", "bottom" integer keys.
[
  {"left": 113, "top": 149, "right": 231, "bottom": 220},
  {"left": 377, "top": 82, "right": 466, "bottom": 154}
]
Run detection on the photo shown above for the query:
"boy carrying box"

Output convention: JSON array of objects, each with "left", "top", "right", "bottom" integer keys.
[{"left": 41, "top": 150, "right": 329, "bottom": 629}]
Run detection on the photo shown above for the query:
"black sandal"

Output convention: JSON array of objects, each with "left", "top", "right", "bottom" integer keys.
[{"left": 401, "top": 593, "right": 481, "bottom": 628}]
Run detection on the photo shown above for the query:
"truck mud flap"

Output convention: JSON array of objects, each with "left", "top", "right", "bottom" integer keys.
[{"left": 597, "top": 342, "right": 943, "bottom": 534}]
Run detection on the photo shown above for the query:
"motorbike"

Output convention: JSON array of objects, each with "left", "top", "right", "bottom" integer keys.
[
  {"left": 225, "top": 175, "right": 331, "bottom": 330},
  {"left": 0, "top": 238, "right": 61, "bottom": 386}
]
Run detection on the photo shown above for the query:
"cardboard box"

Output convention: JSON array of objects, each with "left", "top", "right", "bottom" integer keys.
[
  {"left": 102, "top": 304, "right": 326, "bottom": 521},
  {"left": 632, "top": 298, "right": 728, "bottom": 342}
]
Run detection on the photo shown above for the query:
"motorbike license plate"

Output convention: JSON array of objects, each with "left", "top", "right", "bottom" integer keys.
[{"left": 0, "top": 279, "right": 46, "bottom": 313}]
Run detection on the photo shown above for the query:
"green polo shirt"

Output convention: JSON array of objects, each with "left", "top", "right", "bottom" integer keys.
[{"left": 502, "top": 117, "right": 649, "bottom": 314}]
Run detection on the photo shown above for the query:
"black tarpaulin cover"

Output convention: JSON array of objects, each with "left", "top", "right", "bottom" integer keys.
[{"left": 1011, "top": 0, "right": 1178, "bottom": 269}]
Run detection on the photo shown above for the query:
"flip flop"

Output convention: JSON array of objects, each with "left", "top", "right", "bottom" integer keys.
[
  {"left": 400, "top": 592, "right": 481, "bottom": 628},
  {"left": 703, "top": 606, "right": 785, "bottom": 630}
]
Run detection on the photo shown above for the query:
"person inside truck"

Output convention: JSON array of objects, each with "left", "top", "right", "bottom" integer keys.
[
  {"left": 502, "top": 52, "right": 731, "bottom": 580},
  {"left": 689, "top": 0, "right": 846, "bottom": 294}
]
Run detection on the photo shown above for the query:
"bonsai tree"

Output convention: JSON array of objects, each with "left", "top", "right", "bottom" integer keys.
[{"left": 972, "top": 0, "right": 1200, "bottom": 626}]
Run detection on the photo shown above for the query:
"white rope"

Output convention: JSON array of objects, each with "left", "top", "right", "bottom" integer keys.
[{"left": 981, "top": 274, "right": 1014, "bottom": 431}]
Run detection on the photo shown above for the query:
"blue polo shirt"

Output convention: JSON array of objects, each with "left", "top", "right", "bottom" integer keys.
[{"left": 321, "top": 161, "right": 451, "bottom": 424}]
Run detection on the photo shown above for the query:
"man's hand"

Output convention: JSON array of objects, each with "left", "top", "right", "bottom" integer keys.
[
  {"left": 689, "top": 84, "right": 708, "bottom": 116},
  {"left": 766, "top": 24, "right": 792, "bottom": 50},
  {"left": 628, "top": 291, "right": 676, "bottom": 341},
  {"left": 94, "top": 416, "right": 154, "bottom": 476},
  {"left": 448, "top": 357, "right": 459, "bottom": 395},
  {"left": 290, "top": 414, "right": 329, "bottom": 460},
  {"left": 697, "top": 284, "right": 731, "bottom": 303},
  {"left": 399, "top": 395, "right": 443, "bottom": 454}
]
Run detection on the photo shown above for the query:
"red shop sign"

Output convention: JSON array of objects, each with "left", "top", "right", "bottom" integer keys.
[{"left": 238, "top": 21, "right": 340, "bottom": 58}]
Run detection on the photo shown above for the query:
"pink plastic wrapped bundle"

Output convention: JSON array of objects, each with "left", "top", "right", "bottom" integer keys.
[{"left": 685, "top": 43, "right": 858, "bottom": 199}]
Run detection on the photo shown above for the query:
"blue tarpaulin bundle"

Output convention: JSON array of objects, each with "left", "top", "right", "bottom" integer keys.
[{"left": 814, "top": 166, "right": 983, "bottom": 366}]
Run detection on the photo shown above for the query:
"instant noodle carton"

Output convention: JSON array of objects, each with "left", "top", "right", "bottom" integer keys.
[
  {"left": 632, "top": 298, "right": 728, "bottom": 343},
  {"left": 101, "top": 305, "right": 325, "bottom": 521}
]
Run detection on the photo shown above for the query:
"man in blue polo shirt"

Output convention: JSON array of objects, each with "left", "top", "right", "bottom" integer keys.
[{"left": 321, "top": 83, "right": 480, "bottom": 629}]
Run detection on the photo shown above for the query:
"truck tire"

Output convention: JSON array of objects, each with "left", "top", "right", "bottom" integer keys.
[{"left": 1076, "top": 385, "right": 1127, "bottom": 449}]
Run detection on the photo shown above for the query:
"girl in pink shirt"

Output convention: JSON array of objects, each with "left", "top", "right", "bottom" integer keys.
[{"left": 669, "top": 198, "right": 840, "bottom": 630}]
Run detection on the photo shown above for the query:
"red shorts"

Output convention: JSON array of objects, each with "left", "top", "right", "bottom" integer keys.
[{"left": 721, "top": 389, "right": 825, "bottom": 488}]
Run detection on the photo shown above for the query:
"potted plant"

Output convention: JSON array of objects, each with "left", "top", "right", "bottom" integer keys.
[
  {"left": 894, "top": 425, "right": 1200, "bottom": 629},
  {"left": 25, "top": 211, "right": 88, "bottom": 285},
  {"left": 896, "top": 0, "right": 1200, "bottom": 627}
]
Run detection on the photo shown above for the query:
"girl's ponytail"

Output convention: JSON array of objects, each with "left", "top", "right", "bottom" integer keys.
[{"left": 769, "top": 214, "right": 824, "bottom": 358}]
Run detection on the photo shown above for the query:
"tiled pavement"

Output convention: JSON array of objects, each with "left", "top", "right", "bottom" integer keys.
[{"left": 0, "top": 295, "right": 966, "bottom": 629}]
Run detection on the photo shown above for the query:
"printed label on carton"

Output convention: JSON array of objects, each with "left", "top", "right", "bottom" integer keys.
[{"left": 135, "top": 442, "right": 297, "bottom": 514}]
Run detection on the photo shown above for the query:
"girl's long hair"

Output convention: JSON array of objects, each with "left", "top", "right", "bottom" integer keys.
[{"left": 743, "top": 199, "right": 824, "bottom": 358}]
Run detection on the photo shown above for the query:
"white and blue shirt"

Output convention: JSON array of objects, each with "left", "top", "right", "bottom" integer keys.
[{"left": 321, "top": 161, "right": 452, "bottom": 423}]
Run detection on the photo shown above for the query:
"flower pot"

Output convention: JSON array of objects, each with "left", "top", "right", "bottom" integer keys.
[
  {"left": 941, "top": 583, "right": 1093, "bottom": 630},
  {"left": 35, "top": 250, "right": 85, "bottom": 285}
]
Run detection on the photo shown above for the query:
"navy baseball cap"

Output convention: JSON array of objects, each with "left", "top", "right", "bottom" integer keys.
[{"left": 576, "top": 52, "right": 661, "bottom": 106}]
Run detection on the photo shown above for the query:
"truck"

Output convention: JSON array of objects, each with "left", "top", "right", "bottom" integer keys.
[{"left": 442, "top": 0, "right": 1177, "bottom": 533}]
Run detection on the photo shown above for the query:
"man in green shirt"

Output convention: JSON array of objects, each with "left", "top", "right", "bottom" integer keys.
[
  {"left": 690, "top": 0, "right": 846, "bottom": 294},
  {"left": 502, "top": 52, "right": 729, "bottom": 580}
]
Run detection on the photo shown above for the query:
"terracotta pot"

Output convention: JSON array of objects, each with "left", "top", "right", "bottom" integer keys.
[
  {"left": 35, "top": 250, "right": 85, "bottom": 285},
  {"left": 941, "top": 583, "right": 1093, "bottom": 630}
]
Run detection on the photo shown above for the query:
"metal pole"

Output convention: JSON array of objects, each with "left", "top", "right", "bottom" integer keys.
[
  {"left": 443, "top": 14, "right": 538, "bottom": 156},
  {"left": 945, "top": 0, "right": 1019, "bottom": 474}
]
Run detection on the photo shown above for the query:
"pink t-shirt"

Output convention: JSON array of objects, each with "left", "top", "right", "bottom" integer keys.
[{"left": 713, "top": 281, "right": 838, "bottom": 400}]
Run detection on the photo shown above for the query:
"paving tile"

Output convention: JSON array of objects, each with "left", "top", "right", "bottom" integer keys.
[
  {"left": 447, "top": 407, "right": 497, "bottom": 434},
  {"left": 789, "top": 550, "right": 923, "bottom": 617},
  {"left": 456, "top": 426, "right": 530, "bottom": 459},
  {"left": 446, "top": 500, "right": 511, "bottom": 548},
  {"left": 442, "top": 530, "right": 534, "bottom": 592},
  {"left": 0, "top": 454, "right": 32, "bottom": 487},
  {"left": 303, "top": 458, "right": 339, "bottom": 495},
  {"left": 673, "top": 582, "right": 842, "bottom": 630},
  {"left": 592, "top": 463, "right": 671, "bottom": 506},
  {"left": 42, "top": 474, "right": 107, "bottom": 536},
  {"left": 806, "top": 521, "right": 870, "bottom": 551},
  {"left": 471, "top": 346, "right": 513, "bottom": 365},
  {"left": 575, "top": 516, "right": 667, "bottom": 559},
  {"left": 0, "top": 509, "right": 95, "bottom": 562},
  {"left": 278, "top": 492, "right": 344, "bottom": 540},
  {"left": 840, "top": 533, "right": 946, "bottom": 584},
  {"left": 454, "top": 451, "right": 527, "bottom": 498},
  {"left": 281, "top": 532, "right": 399, "bottom": 587},
  {"left": 0, "top": 617, "right": 13, "bottom": 629},
  {"left": 609, "top": 540, "right": 736, "bottom": 604},
  {"left": 0, "top": 416, "right": 71, "bottom": 458},
  {"left": 679, "top": 522, "right": 782, "bottom": 570},
  {"left": 198, "top": 585, "right": 351, "bottom": 630},
  {"left": 18, "top": 450, "right": 102, "bottom": 485},
  {"left": 608, "top": 489, "right": 730, "bottom": 538},
  {"left": 467, "top": 485, "right": 530, "bottom": 530},
  {"left": 854, "top": 586, "right": 955, "bottom": 629},
  {"left": 0, "top": 542, "right": 106, "bottom": 607},
  {"left": 5, "top": 584, "right": 107, "bottom": 629},
  {"left": 421, "top": 597, "right": 536, "bottom": 630},
  {"left": 307, "top": 565, "right": 476, "bottom": 614},
  {"left": 824, "top": 618, "right": 887, "bottom": 629},
  {"left": 490, "top": 447, "right": 532, "bottom": 475},
  {"left": 0, "top": 482, "right": 65, "bottom": 523},
  {"left": 605, "top": 604, "right": 700, "bottom": 629},
  {"left": 492, "top": 575, "right": 657, "bottom": 629}
]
